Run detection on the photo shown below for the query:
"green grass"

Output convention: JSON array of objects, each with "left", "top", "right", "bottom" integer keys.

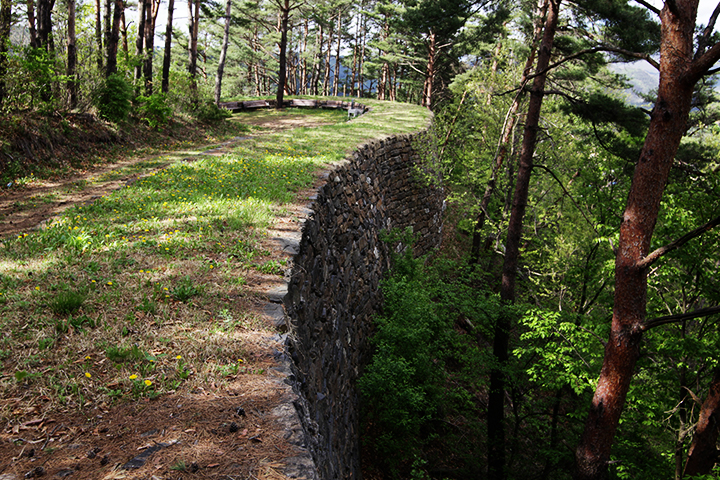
[{"left": 0, "top": 99, "right": 429, "bottom": 418}]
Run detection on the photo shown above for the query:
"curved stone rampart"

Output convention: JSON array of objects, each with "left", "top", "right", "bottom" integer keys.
[{"left": 284, "top": 130, "right": 444, "bottom": 480}]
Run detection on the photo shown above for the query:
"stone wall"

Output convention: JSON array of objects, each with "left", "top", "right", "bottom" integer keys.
[{"left": 284, "top": 130, "right": 444, "bottom": 480}]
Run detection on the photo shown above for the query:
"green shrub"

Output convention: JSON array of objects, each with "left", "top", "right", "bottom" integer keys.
[
  {"left": 194, "top": 101, "right": 232, "bottom": 123},
  {"left": 97, "top": 73, "right": 133, "bottom": 122},
  {"left": 359, "top": 240, "right": 448, "bottom": 473},
  {"left": 135, "top": 93, "right": 173, "bottom": 129}
]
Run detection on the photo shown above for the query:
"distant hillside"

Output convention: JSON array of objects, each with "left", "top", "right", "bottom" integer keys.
[{"left": 610, "top": 61, "right": 658, "bottom": 108}]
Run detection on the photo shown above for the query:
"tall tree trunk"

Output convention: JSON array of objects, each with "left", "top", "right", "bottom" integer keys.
[
  {"left": 470, "top": 0, "right": 547, "bottom": 264},
  {"left": 350, "top": 34, "right": 357, "bottom": 96},
  {"left": 161, "top": 0, "right": 174, "bottom": 93},
  {"left": 120, "top": 9, "right": 128, "bottom": 59},
  {"left": 103, "top": 0, "right": 111, "bottom": 56},
  {"left": 358, "top": 12, "right": 366, "bottom": 97},
  {"left": 252, "top": 26, "right": 260, "bottom": 96},
  {"left": 134, "top": 0, "right": 146, "bottom": 86},
  {"left": 684, "top": 369, "right": 720, "bottom": 477},
  {"left": 105, "top": 0, "right": 123, "bottom": 77},
  {"left": 36, "top": 0, "right": 55, "bottom": 51},
  {"left": 0, "top": 0, "right": 11, "bottom": 109},
  {"left": 574, "top": 2, "right": 720, "bottom": 478},
  {"left": 487, "top": 2, "right": 561, "bottom": 479},
  {"left": 378, "top": 60, "right": 387, "bottom": 100},
  {"left": 332, "top": 11, "right": 342, "bottom": 96},
  {"left": 28, "top": 0, "right": 38, "bottom": 48},
  {"left": 311, "top": 23, "right": 323, "bottom": 95},
  {"left": 422, "top": 30, "right": 436, "bottom": 108},
  {"left": 142, "top": 0, "right": 158, "bottom": 94},
  {"left": 323, "top": 17, "right": 333, "bottom": 96},
  {"left": 214, "top": 0, "right": 231, "bottom": 105},
  {"left": 276, "top": 0, "right": 290, "bottom": 108},
  {"left": 187, "top": 0, "right": 200, "bottom": 101},
  {"left": 94, "top": 0, "right": 102, "bottom": 68},
  {"left": 67, "top": 0, "right": 77, "bottom": 108},
  {"left": 300, "top": 17, "right": 308, "bottom": 94}
]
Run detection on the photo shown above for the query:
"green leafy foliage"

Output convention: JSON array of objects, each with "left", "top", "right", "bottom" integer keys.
[
  {"left": 97, "top": 74, "right": 133, "bottom": 123},
  {"left": 135, "top": 93, "right": 173, "bottom": 129}
]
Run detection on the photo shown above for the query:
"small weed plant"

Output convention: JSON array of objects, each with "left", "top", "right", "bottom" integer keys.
[{"left": 50, "top": 288, "right": 86, "bottom": 316}]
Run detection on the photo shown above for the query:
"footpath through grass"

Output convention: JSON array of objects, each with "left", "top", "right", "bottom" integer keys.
[{"left": 0, "top": 99, "right": 430, "bottom": 420}]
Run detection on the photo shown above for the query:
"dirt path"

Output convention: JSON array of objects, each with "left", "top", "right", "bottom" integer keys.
[{"left": 0, "top": 116, "right": 333, "bottom": 480}]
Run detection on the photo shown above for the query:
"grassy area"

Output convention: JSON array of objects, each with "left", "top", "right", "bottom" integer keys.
[{"left": 0, "top": 100, "right": 430, "bottom": 419}]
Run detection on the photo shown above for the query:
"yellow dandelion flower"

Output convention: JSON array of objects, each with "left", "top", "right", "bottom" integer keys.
[
  {"left": 144, "top": 379, "right": 152, "bottom": 386},
  {"left": 85, "top": 372, "right": 92, "bottom": 378},
  {"left": 176, "top": 355, "right": 182, "bottom": 360},
  {"left": 129, "top": 374, "right": 138, "bottom": 380}
]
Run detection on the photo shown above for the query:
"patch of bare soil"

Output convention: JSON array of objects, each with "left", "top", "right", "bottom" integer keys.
[{"left": 0, "top": 115, "right": 335, "bottom": 479}]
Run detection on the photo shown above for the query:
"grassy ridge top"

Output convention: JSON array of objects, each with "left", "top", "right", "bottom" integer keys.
[{"left": 0, "top": 100, "right": 430, "bottom": 424}]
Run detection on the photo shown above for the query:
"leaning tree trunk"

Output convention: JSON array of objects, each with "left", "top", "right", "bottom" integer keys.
[
  {"left": 214, "top": 0, "right": 231, "bottom": 105},
  {"left": 574, "top": 2, "right": 720, "bottom": 478},
  {"left": 487, "top": 1, "right": 561, "bottom": 479},
  {"left": 161, "top": 0, "right": 174, "bottom": 93},
  {"left": 470, "top": 0, "right": 547, "bottom": 264},
  {"left": 684, "top": 369, "right": 720, "bottom": 477}
]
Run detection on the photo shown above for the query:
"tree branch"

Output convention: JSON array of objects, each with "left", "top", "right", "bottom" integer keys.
[
  {"left": 637, "top": 213, "right": 720, "bottom": 269},
  {"left": 643, "top": 306, "right": 720, "bottom": 331},
  {"left": 695, "top": 1, "right": 720, "bottom": 59},
  {"left": 632, "top": 0, "right": 661, "bottom": 16},
  {"left": 533, "top": 164, "right": 598, "bottom": 233},
  {"left": 526, "top": 46, "right": 659, "bottom": 83},
  {"left": 689, "top": 41, "right": 720, "bottom": 83}
]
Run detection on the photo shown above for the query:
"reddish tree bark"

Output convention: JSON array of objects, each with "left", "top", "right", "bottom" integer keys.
[
  {"left": 684, "top": 369, "right": 720, "bottom": 477},
  {"left": 421, "top": 31, "right": 436, "bottom": 108},
  {"left": 487, "top": 1, "right": 561, "bottom": 479},
  {"left": 0, "top": 0, "right": 11, "bottom": 108},
  {"left": 27, "top": 0, "right": 38, "bottom": 48},
  {"left": 574, "top": 2, "right": 720, "bottom": 478}
]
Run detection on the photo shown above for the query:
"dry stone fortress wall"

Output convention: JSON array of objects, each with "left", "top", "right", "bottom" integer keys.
[{"left": 284, "top": 130, "right": 445, "bottom": 479}]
